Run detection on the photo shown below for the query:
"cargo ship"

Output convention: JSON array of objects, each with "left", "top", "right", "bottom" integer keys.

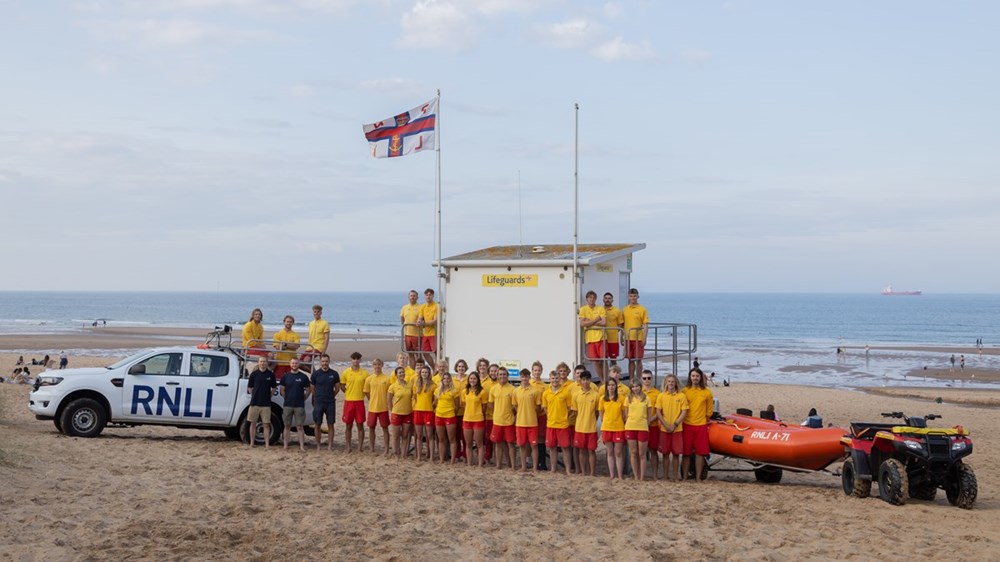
[{"left": 882, "top": 285, "right": 922, "bottom": 296}]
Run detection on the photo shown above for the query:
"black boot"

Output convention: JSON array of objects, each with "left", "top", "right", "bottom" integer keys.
[{"left": 537, "top": 444, "right": 548, "bottom": 470}]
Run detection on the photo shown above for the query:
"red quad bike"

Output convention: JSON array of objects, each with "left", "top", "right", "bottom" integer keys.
[{"left": 840, "top": 411, "right": 977, "bottom": 508}]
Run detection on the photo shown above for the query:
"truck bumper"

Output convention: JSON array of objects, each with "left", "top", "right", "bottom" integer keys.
[{"left": 28, "top": 389, "right": 60, "bottom": 418}]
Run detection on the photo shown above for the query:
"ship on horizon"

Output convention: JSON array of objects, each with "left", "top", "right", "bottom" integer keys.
[{"left": 882, "top": 284, "right": 922, "bottom": 296}]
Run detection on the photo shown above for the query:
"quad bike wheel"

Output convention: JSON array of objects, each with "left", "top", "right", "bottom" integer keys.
[
  {"left": 841, "top": 458, "right": 871, "bottom": 498},
  {"left": 878, "top": 458, "right": 908, "bottom": 506},
  {"left": 945, "top": 461, "right": 977, "bottom": 509}
]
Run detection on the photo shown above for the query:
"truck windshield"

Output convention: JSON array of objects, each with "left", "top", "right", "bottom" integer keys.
[{"left": 105, "top": 350, "right": 152, "bottom": 370}]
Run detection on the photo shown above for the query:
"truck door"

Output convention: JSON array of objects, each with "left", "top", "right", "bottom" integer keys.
[
  {"left": 186, "top": 353, "right": 236, "bottom": 424},
  {"left": 122, "top": 352, "right": 185, "bottom": 422}
]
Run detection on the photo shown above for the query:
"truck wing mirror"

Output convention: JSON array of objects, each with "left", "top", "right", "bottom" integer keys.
[{"left": 128, "top": 364, "right": 146, "bottom": 375}]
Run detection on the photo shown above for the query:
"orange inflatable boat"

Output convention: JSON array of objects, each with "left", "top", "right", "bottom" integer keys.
[{"left": 708, "top": 414, "right": 847, "bottom": 471}]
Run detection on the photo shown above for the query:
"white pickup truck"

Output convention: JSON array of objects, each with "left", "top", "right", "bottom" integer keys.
[{"left": 28, "top": 337, "right": 305, "bottom": 445}]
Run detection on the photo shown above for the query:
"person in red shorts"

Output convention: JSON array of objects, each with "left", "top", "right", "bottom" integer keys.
[
  {"left": 640, "top": 369, "right": 662, "bottom": 480},
  {"left": 399, "top": 290, "right": 422, "bottom": 364},
  {"left": 656, "top": 374, "right": 689, "bottom": 482},
  {"left": 363, "top": 358, "right": 392, "bottom": 455},
  {"left": 570, "top": 371, "right": 600, "bottom": 476},
  {"left": 578, "top": 290, "right": 607, "bottom": 384},
  {"left": 488, "top": 368, "right": 517, "bottom": 469},
  {"left": 412, "top": 365, "right": 436, "bottom": 462},
  {"left": 387, "top": 366, "right": 414, "bottom": 459},
  {"left": 602, "top": 292, "right": 623, "bottom": 367},
  {"left": 624, "top": 379, "right": 653, "bottom": 481},
  {"left": 512, "top": 370, "right": 541, "bottom": 472},
  {"left": 340, "top": 352, "right": 369, "bottom": 454},
  {"left": 461, "top": 372, "right": 488, "bottom": 467},
  {"left": 475, "top": 358, "right": 494, "bottom": 463},
  {"left": 417, "top": 288, "right": 439, "bottom": 362},
  {"left": 433, "top": 371, "right": 460, "bottom": 464},
  {"left": 599, "top": 377, "right": 626, "bottom": 479},
  {"left": 681, "top": 367, "right": 713, "bottom": 482},
  {"left": 542, "top": 372, "right": 572, "bottom": 475},
  {"left": 622, "top": 288, "right": 649, "bottom": 381}
]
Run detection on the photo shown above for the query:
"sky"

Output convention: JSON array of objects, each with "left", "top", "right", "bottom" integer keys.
[{"left": 2, "top": 0, "right": 998, "bottom": 293}]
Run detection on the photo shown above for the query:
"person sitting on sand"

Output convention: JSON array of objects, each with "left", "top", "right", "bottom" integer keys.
[
  {"left": 801, "top": 408, "right": 823, "bottom": 428},
  {"left": 763, "top": 404, "right": 781, "bottom": 421}
]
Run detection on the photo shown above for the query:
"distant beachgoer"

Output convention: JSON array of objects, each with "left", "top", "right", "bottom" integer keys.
[
  {"left": 15, "top": 355, "right": 24, "bottom": 368},
  {"left": 279, "top": 358, "right": 311, "bottom": 451},
  {"left": 59, "top": 351, "right": 68, "bottom": 369},
  {"left": 41, "top": 355, "right": 51, "bottom": 368},
  {"left": 310, "top": 354, "right": 340, "bottom": 451},
  {"left": 246, "top": 356, "right": 276, "bottom": 448},
  {"left": 400, "top": 290, "right": 422, "bottom": 363},
  {"left": 801, "top": 408, "right": 823, "bottom": 428},
  {"left": 763, "top": 404, "right": 781, "bottom": 421},
  {"left": 708, "top": 372, "right": 718, "bottom": 387},
  {"left": 960, "top": 355, "right": 965, "bottom": 369},
  {"left": 693, "top": 357, "right": 700, "bottom": 370}
]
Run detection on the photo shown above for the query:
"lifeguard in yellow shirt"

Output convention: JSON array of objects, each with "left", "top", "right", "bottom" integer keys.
[
  {"left": 340, "top": 351, "right": 369, "bottom": 454},
  {"left": 432, "top": 372, "right": 460, "bottom": 464},
  {"left": 599, "top": 377, "right": 626, "bottom": 479},
  {"left": 681, "top": 368, "right": 714, "bottom": 482},
  {"left": 387, "top": 367, "right": 414, "bottom": 459},
  {"left": 640, "top": 369, "right": 662, "bottom": 480},
  {"left": 578, "top": 290, "right": 607, "bottom": 383},
  {"left": 603, "top": 292, "right": 623, "bottom": 363},
  {"left": 417, "top": 288, "right": 439, "bottom": 360},
  {"left": 488, "top": 369, "right": 516, "bottom": 470},
  {"left": 400, "top": 290, "right": 422, "bottom": 362},
  {"left": 656, "top": 374, "right": 688, "bottom": 482},
  {"left": 622, "top": 288, "right": 650, "bottom": 380},
  {"left": 542, "top": 376, "right": 572, "bottom": 475},
  {"left": 624, "top": 379, "right": 654, "bottom": 481},
  {"left": 242, "top": 308, "right": 267, "bottom": 371},
  {"left": 412, "top": 365, "right": 436, "bottom": 462},
  {"left": 461, "top": 372, "right": 488, "bottom": 468},
  {"left": 512, "top": 374, "right": 542, "bottom": 472},
  {"left": 363, "top": 358, "right": 392, "bottom": 456},
  {"left": 271, "top": 314, "right": 300, "bottom": 381},
  {"left": 570, "top": 371, "right": 600, "bottom": 476},
  {"left": 302, "top": 304, "right": 330, "bottom": 371}
]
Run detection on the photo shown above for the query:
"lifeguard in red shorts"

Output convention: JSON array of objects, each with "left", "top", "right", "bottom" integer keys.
[
  {"left": 400, "top": 290, "right": 422, "bottom": 363},
  {"left": 416, "top": 288, "right": 439, "bottom": 361},
  {"left": 622, "top": 288, "right": 649, "bottom": 381},
  {"left": 578, "top": 290, "right": 607, "bottom": 384},
  {"left": 681, "top": 368, "right": 713, "bottom": 482}
]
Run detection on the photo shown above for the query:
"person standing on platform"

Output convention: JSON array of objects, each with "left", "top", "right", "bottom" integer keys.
[
  {"left": 246, "top": 355, "right": 276, "bottom": 448},
  {"left": 400, "top": 290, "right": 423, "bottom": 364},
  {"left": 578, "top": 290, "right": 607, "bottom": 384},
  {"left": 417, "top": 289, "right": 439, "bottom": 363},
  {"left": 272, "top": 315, "right": 300, "bottom": 381},
  {"left": 279, "top": 358, "right": 311, "bottom": 451},
  {"left": 303, "top": 305, "right": 330, "bottom": 372},
  {"left": 242, "top": 308, "right": 267, "bottom": 372},
  {"left": 340, "top": 352, "right": 369, "bottom": 454},
  {"left": 603, "top": 292, "right": 623, "bottom": 368},
  {"left": 310, "top": 354, "right": 340, "bottom": 451},
  {"left": 622, "top": 288, "right": 650, "bottom": 381}
]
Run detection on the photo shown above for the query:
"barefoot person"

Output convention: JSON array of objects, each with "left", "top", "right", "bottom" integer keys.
[
  {"left": 656, "top": 374, "right": 688, "bottom": 482},
  {"left": 488, "top": 368, "right": 517, "bottom": 469},
  {"left": 599, "top": 377, "right": 626, "bottom": 479},
  {"left": 433, "top": 372, "right": 461, "bottom": 464},
  {"left": 542, "top": 371, "right": 573, "bottom": 475},
  {"left": 340, "top": 352, "right": 369, "bottom": 454},
  {"left": 246, "top": 356, "right": 275, "bottom": 448},
  {"left": 387, "top": 366, "right": 414, "bottom": 459},
  {"left": 279, "top": 358, "right": 311, "bottom": 451},
  {"left": 512, "top": 370, "right": 542, "bottom": 472},
  {"left": 461, "top": 372, "right": 488, "bottom": 467},
  {"left": 242, "top": 308, "right": 267, "bottom": 372},
  {"left": 452, "top": 359, "right": 470, "bottom": 462},
  {"left": 310, "top": 354, "right": 340, "bottom": 451},
  {"left": 412, "top": 365, "right": 436, "bottom": 462},
  {"left": 681, "top": 367, "right": 713, "bottom": 482},
  {"left": 570, "top": 371, "right": 600, "bottom": 476},
  {"left": 624, "top": 379, "right": 653, "bottom": 481},
  {"left": 640, "top": 370, "right": 662, "bottom": 479},
  {"left": 364, "top": 358, "right": 392, "bottom": 455}
]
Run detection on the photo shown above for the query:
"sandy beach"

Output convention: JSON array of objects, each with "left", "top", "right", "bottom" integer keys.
[{"left": 2, "top": 331, "right": 999, "bottom": 560}]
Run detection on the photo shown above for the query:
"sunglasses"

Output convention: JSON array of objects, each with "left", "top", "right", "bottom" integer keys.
[{"left": 641, "top": 377, "right": 651, "bottom": 380}]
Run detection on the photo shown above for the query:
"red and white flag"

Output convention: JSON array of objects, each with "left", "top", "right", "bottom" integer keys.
[{"left": 362, "top": 98, "right": 437, "bottom": 158}]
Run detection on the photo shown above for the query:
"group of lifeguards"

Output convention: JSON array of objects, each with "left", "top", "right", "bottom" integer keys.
[
  {"left": 578, "top": 288, "right": 651, "bottom": 385},
  {"left": 326, "top": 353, "right": 715, "bottom": 482},
  {"left": 241, "top": 304, "right": 331, "bottom": 379}
]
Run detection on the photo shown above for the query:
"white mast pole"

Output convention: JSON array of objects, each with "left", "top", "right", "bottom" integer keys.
[
  {"left": 573, "top": 102, "right": 580, "bottom": 366},
  {"left": 436, "top": 89, "right": 444, "bottom": 360}
]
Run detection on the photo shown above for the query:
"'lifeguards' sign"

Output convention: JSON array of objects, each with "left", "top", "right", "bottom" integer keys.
[{"left": 482, "top": 274, "right": 538, "bottom": 287}]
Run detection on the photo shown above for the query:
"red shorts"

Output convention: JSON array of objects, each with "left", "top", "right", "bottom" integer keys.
[
  {"left": 648, "top": 426, "right": 661, "bottom": 450},
  {"left": 490, "top": 424, "right": 516, "bottom": 443},
  {"left": 516, "top": 426, "right": 538, "bottom": 446},
  {"left": 602, "top": 430, "right": 625, "bottom": 444},
  {"left": 625, "top": 429, "right": 648, "bottom": 442},
  {"left": 298, "top": 350, "right": 319, "bottom": 363},
  {"left": 246, "top": 347, "right": 268, "bottom": 357},
  {"left": 682, "top": 423, "right": 710, "bottom": 456},
  {"left": 390, "top": 413, "right": 413, "bottom": 426},
  {"left": 606, "top": 342, "right": 620, "bottom": 359},
  {"left": 545, "top": 427, "right": 570, "bottom": 448},
  {"left": 404, "top": 336, "right": 420, "bottom": 351},
  {"left": 659, "top": 431, "right": 684, "bottom": 455},
  {"left": 484, "top": 420, "right": 494, "bottom": 441},
  {"left": 366, "top": 410, "right": 389, "bottom": 428},
  {"left": 413, "top": 410, "right": 434, "bottom": 426},
  {"left": 626, "top": 340, "right": 645, "bottom": 359},
  {"left": 573, "top": 431, "right": 598, "bottom": 450},
  {"left": 421, "top": 336, "right": 436, "bottom": 352},
  {"left": 435, "top": 415, "right": 456, "bottom": 426},
  {"left": 586, "top": 341, "right": 605, "bottom": 359},
  {"left": 342, "top": 400, "right": 365, "bottom": 425},
  {"left": 463, "top": 420, "right": 485, "bottom": 430},
  {"left": 273, "top": 364, "right": 290, "bottom": 381}
]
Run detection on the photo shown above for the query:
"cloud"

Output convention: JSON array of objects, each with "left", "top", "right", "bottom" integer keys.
[
  {"left": 128, "top": 0, "right": 357, "bottom": 15},
  {"left": 677, "top": 47, "right": 711, "bottom": 65},
  {"left": 397, "top": 0, "right": 477, "bottom": 51},
  {"left": 591, "top": 36, "right": 654, "bottom": 62},
  {"left": 84, "top": 18, "right": 276, "bottom": 47},
  {"left": 534, "top": 18, "right": 601, "bottom": 50}
]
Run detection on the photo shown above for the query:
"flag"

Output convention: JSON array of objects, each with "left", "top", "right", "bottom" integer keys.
[{"left": 362, "top": 98, "right": 437, "bottom": 158}]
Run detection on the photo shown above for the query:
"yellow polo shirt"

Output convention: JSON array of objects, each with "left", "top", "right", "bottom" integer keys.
[
  {"left": 572, "top": 387, "right": 600, "bottom": 433},
  {"left": 682, "top": 386, "right": 713, "bottom": 426},
  {"left": 387, "top": 381, "right": 413, "bottom": 415},
  {"left": 308, "top": 318, "right": 330, "bottom": 350},
  {"left": 340, "top": 367, "right": 369, "bottom": 401},
  {"left": 599, "top": 394, "right": 626, "bottom": 432},
  {"left": 242, "top": 321, "right": 263, "bottom": 349},
  {"left": 624, "top": 395, "right": 651, "bottom": 431},
  {"left": 578, "top": 305, "right": 606, "bottom": 343},
  {"left": 419, "top": 302, "right": 438, "bottom": 336},
  {"left": 513, "top": 385, "right": 541, "bottom": 428},
  {"left": 272, "top": 328, "right": 300, "bottom": 363},
  {"left": 489, "top": 383, "right": 516, "bottom": 426},
  {"left": 363, "top": 373, "right": 392, "bottom": 413},
  {"left": 604, "top": 306, "right": 623, "bottom": 341},
  {"left": 400, "top": 303, "right": 422, "bottom": 337},
  {"left": 657, "top": 391, "right": 689, "bottom": 432},
  {"left": 621, "top": 304, "right": 649, "bottom": 341},
  {"left": 542, "top": 386, "right": 571, "bottom": 429}
]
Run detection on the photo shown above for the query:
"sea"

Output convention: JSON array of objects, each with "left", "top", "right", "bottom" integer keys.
[{"left": 2, "top": 292, "right": 998, "bottom": 389}]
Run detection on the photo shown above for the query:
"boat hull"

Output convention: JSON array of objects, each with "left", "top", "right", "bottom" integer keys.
[{"left": 708, "top": 414, "right": 847, "bottom": 471}]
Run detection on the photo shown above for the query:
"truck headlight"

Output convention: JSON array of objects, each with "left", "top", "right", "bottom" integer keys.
[
  {"left": 35, "top": 376, "right": 64, "bottom": 387},
  {"left": 951, "top": 441, "right": 967, "bottom": 452},
  {"left": 904, "top": 440, "right": 924, "bottom": 451}
]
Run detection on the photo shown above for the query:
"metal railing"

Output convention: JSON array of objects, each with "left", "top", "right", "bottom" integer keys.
[
  {"left": 400, "top": 322, "right": 438, "bottom": 366},
  {"left": 580, "top": 322, "right": 697, "bottom": 387}
]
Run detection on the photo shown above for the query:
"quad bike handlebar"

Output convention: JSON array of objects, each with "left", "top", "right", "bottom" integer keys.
[{"left": 881, "top": 411, "right": 941, "bottom": 426}]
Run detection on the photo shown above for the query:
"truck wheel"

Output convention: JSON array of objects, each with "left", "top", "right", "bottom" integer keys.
[
  {"left": 908, "top": 482, "right": 937, "bottom": 501},
  {"left": 240, "top": 409, "right": 284, "bottom": 446},
  {"left": 945, "top": 461, "right": 977, "bottom": 509},
  {"left": 877, "top": 458, "right": 908, "bottom": 506},
  {"left": 60, "top": 398, "right": 107, "bottom": 438},
  {"left": 754, "top": 465, "right": 783, "bottom": 484},
  {"left": 53, "top": 417, "right": 63, "bottom": 433},
  {"left": 223, "top": 426, "right": 242, "bottom": 441},
  {"left": 841, "top": 458, "right": 871, "bottom": 497}
]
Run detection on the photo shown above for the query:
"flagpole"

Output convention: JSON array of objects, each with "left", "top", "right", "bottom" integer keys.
[
  {"left": 436, "top": 89, "right": 444, "bottom": 360},
  {"left": 573, "top": 102, "right": 580, "bottom": 366}
]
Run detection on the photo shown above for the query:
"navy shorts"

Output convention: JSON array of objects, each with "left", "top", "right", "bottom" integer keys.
[{"left": 313, "top": 401, "right": 336, "bottom": 425}]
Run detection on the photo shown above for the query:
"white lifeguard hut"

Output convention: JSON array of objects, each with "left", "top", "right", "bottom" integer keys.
[{"left": 435, "top": 243, "right": 644, "bottom": 380}]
